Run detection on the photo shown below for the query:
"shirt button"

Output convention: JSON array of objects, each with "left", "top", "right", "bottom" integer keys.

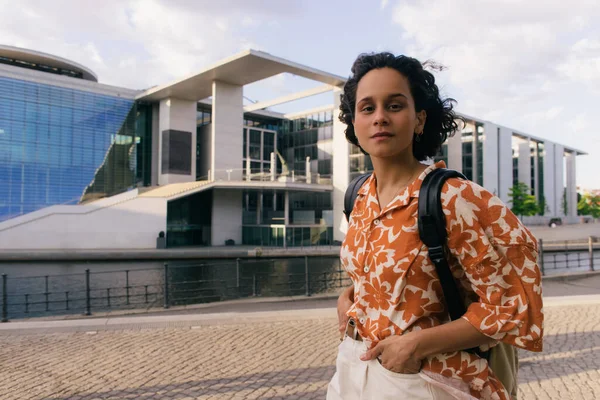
[
  {"left": 363, "top": 267, "right": 370, "bottom": 273},
  {"left": 373, "top": 219, "right": 381, "bottom": 226},
  {"left": 359, "top": 318, "right": 365, "bottom": 324}
]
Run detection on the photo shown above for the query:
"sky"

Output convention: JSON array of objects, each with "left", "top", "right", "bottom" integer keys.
[{"left": 1, "top": 0, "right": 599, "bottom": 189}]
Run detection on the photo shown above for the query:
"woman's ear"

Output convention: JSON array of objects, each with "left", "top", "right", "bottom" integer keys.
[{"left": 416, "top": 110, "right": 427, "bottom": 133}]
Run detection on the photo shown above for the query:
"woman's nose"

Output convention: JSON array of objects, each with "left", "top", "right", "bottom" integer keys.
[{"left": 373, "top": 109, "right": 389, "bottom": 126}]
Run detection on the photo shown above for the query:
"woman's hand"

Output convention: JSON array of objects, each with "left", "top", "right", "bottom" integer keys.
[
  {"left": 337, "top": 285, "right": 354, "bottom": 337},
  {"left": 359, "top": 332, "right": 423, "bottom": 374}
]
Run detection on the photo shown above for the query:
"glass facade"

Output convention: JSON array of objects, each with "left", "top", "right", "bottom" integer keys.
[
  {"left": 0, "top": 76, "right": 137, "bottom": 221},
  {"left": 280, "top": 111, "right": 334, "bottom": 177},
  {"left": 242, "top": 127, "right": 276, "bottom": 175},
  {"left": 242, "top": 225, "right": 334, "bottom": 247},
  {"left": 460, "top": 120, "right": 483, "bottom": 185},
  {"left": 167, "top": 190, "right": 212, "bottom": 247}
]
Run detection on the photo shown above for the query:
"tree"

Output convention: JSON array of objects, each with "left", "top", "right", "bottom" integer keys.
[
  {"left": 578, "top": 193, "right": 600, "bottom": 218},
  {"left": 562, "top": 187, "right": 568, "bottom": 216},
  {"left": 509, "top": 182, "right": 539, "bottom": 218}
]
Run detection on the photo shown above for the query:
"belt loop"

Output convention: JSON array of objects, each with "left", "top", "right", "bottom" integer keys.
[{"left": 346, "top": 317, "right": 357, "bottom": 340}]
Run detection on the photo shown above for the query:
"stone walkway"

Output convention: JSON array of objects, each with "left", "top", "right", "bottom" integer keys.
[{"left": 1, "top": 296, "right": 600, "bottom": 399}]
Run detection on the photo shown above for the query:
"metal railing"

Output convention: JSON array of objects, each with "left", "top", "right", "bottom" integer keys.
[
  {"left": 200, "top": 168, "right": 332, "bottom": 185},
  {"left": 0, "top": 256, "right": 349, "bottom": 322},
  {"left": 1, "top": 237, "right": 598, "bottom": 322},
  {"left": 538, "top": 236, "right": 599, "bottom": 275}
]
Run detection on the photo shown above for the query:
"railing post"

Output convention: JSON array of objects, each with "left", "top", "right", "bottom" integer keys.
[
  {"left": 85, "top": 269, "right": 91, "bottom": 316},
  {"left": 25, "top": 294, "right": 29, "bottom": 314},
  {"left": 590, "top": 236, "right": 595, "bottom": 272},
  {"left": 1, "top": 274, "right": 7, "bottom": 322},
  {"left": 163, "top": 263, "right": 170, "bottom": 309},
  {"left": 236, "top": 258, "right": 241, "bottom": 289},
  {"left": 65, "top": 291, "right": 69, "bottom": 310},
  {"left": 538, "top": 239, "right": 545, "bottom": 276},
  {"left": 126, "top": 270, "right": 130, "bottom": 305},
  {"left": 253, "top": 274, "right": 257, "bottom": 297},
  {"left": 44, "top": 275, "right": 49, "bottom": 311},
  {"left": 305, "top": 256, "right": 311, "bottom": 297}
]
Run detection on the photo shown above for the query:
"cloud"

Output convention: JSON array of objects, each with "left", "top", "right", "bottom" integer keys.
[
  {"left": 387, "top": 0, "right": 600, "bottom": 188},
  {"left": 0, "top": 0, "right": 291, "bottom": 89}
]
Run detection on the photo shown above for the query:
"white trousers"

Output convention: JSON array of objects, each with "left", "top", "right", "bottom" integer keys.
[{"left": 327, "top": 336, "right": 458, "bottom": 400}]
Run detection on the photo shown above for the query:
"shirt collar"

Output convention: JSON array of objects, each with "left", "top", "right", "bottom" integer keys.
[{"left": 357, "top": 161, "right": 447, "bottom": 214}]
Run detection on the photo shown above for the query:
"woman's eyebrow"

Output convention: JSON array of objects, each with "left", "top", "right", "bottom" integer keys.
[
  {"left": 388, "top": 93, "right": 408, "bottom": 100},
  {"left": 357, "top": 93, "right": 408, "bottom": 104}
]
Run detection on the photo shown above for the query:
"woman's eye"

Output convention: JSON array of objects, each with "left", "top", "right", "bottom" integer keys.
[
  {"left": 360, "top": 106, "right": 374, "bottom": 113},
  {"left": 389, "top": 104, "right": 403, "bottom": 110}
]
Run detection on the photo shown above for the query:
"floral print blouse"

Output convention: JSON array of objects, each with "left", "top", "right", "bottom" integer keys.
[{"left": 342, "top": 161, "right": 544, "bottom": 400}]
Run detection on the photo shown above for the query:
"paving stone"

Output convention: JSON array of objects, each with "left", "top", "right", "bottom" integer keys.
[{"left": 1, "top": 303, "right": 600, "bottom": 399}]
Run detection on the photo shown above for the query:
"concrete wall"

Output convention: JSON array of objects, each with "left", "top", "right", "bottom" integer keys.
[
  {"left": 543, "top": 141, "right": 556, "bottom": 216},
  {"left": 211, "top": 189, "right": 243, "bottom": 246},
  {"left": 211, "top": 81, "right": 243, "bottom": 180},
  {"left": 554, "top": 144, "right": 565, "bottom": 216},
  {"left": 482, "top": 122, "right": 499, "bottom": 196},
  {"left": 0, "top": 193, "right": 167, "bottom": 250},
  {"left": 158, "top": 98, "right": 197, "bottom": 185},
  {"left": 332, "top": 88, "right": 350, "bottom": 242},
  {"left": 197, "top": 123, "right": 212, "bottom": 180},
  {"left": 498, "top": 127, "right": 513, "bottom": 204},
  {"left": 447, "top": 129, "right": 462, "bottom": 172}
]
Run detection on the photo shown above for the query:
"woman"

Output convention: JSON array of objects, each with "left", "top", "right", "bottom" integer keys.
[{"left": 327, "top": 52, "right": 543, "bottom": 400}]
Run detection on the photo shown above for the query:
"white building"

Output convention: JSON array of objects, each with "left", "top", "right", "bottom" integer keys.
[{"left": 0, "top": 45, "right": 586, "bottom": 250}]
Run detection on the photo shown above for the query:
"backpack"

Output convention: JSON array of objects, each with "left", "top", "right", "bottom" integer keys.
[{"left": 344, "top": 168, "right": 519, "bottom": 399}]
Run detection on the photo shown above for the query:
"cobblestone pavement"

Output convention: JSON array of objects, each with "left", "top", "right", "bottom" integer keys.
[{"left": 2, "top": 302, "right": 600, "bottom": 399}]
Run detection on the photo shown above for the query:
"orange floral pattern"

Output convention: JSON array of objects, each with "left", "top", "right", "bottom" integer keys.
[{"left": 342, "top": 161, "right": 544, "bottom": 399}]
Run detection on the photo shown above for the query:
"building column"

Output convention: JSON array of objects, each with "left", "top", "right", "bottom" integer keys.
[
  {"left": 257, "top": 192, "right": 263, "bottom": 225},
  {"left": 211, "top": 189, "right": 243, "bottom": 246},
  {"left": 158, "top": 98, "right": 197, "bottom": 185},
  {"left": 554, "top": 144, "right": 565, "bottom": 216},
  {"left": 211, "top": 80, "right": 243, "bottom": 181},
  {"left": 482, "top": 122, "right": 498, "bottom": 195},
  {"left": 332, "top": 88, "right": 350, "bottom": 243},
  {"left": 497, "top": 127, "right": 513, "bottom": 204},
  {"left": 446, "top": 127, "right": 462, "bottom": 172},
  {"left": 532, "top": 142, "right": 540, "bottom": 200},
  {"left": 566, "top": 152, "right": 577, "bottom": 218},
  {"left": 543, "top": 141, "right": 556, "bottom": 216},
  {"left": 518, "top": 139, "right": 531, "bottom": 191}
]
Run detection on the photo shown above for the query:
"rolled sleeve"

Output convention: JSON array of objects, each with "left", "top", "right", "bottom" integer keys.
[{"left": 443, "top": 179, "right": 544, "bottom": 352}]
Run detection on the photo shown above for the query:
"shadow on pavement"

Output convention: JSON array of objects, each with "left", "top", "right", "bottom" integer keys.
[
  {"left": 518, "top": 330, "right": 600, "bottom": 383},
  {"left": 49, "top": 366, "right": 334, "bottom": 400}
]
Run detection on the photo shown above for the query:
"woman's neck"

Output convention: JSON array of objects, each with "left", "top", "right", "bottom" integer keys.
[
  {"left": 370, "top": 153, "right": 426, "bottom": 209},
  {"left": 371, "top": 155, "right": 424, "bottom": 190}
]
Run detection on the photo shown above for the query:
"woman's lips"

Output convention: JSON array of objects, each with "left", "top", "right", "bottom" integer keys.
[{"left": 371, "top": 132, "right": 393, "bottom": 140}]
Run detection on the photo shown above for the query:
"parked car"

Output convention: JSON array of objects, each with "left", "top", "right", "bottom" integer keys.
[{"left": 548, "top": 217, "right": 563, "bottom": 228}]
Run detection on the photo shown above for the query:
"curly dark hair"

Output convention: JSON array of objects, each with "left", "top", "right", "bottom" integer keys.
[{"left": 339, "top": 52, "right": 461, "bottom": 160}]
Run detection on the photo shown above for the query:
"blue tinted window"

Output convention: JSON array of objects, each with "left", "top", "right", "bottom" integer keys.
[{"left": 0, "top": 77, "right": 136, "bottom": 221}]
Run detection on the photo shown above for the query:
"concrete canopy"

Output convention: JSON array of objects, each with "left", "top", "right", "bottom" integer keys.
[{"left": 136, "top": 49, "right": 347, "bottom": 102}]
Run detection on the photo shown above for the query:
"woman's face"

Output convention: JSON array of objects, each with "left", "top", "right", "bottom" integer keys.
[{"left": 353, "top": 67, "right": 426, "bottom": 160}]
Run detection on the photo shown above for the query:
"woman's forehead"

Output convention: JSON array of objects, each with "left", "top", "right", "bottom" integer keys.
[{"left": 356, "top": 68, "right": 411, "bottom": 100}]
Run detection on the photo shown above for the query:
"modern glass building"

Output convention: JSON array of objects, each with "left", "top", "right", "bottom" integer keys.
[
  {"left": 0, "top": 45, "right": 586, "bottom": 251},
  {"left": 0, "top": 46, "right": 141, "bottom": 222}
]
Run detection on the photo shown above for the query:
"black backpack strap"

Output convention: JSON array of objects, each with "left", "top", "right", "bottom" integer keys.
[
  {"left": 418, "top": 168, "right": 467, "bottom": 322},
  {"left": 344, "top": 173, "right": 372, "bottom": 222}
]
